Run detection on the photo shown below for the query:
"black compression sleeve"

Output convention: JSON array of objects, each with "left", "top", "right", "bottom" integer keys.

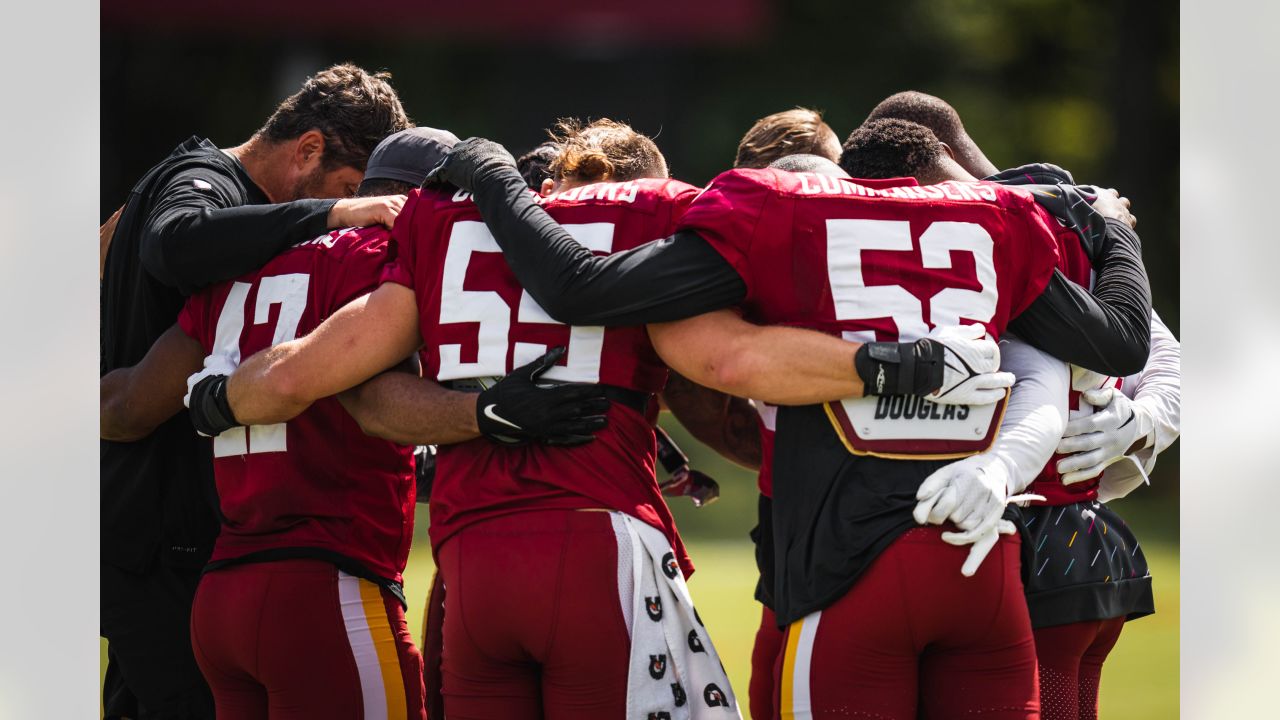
[
  {"left": 140, "top": 168, "right": 335, "bottom": 294},
  {"left": 1009, "top": 218, "right": 1152, "bottom": 376},
  {"left": 466, "top": 165, "right": 746, "bottom": 326}
]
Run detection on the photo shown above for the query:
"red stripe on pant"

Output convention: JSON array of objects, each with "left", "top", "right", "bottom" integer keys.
[
  {"left": 437, "top": 509, "right": 630, "bottom": 720},
  {"left": 776, "top": 526, "right": 1039, "bottom": 719},
  {"left": 1034, "top": 618, "right": 1125, "bottom": 720},
  {"left": 421, "top": 571, "right": 446, "bottom": 720},
  {"left": 190, "top": 559, "right": 425, "bottom": 720},
  {"left": 750, "top": 605, "right": 785, "bottom": 720}
]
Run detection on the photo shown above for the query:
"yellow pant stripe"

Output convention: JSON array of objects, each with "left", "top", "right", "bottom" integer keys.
[{"left": 359, "top": 580, "right": 408, "bottom": 720}]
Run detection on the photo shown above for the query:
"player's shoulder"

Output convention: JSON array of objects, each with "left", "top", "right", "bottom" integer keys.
[
  {"left": 540, "top": 176, "right": 697, "bottom": 215},
  {"left": 286, "top": 225, "right": 393, "bottom": 265}
]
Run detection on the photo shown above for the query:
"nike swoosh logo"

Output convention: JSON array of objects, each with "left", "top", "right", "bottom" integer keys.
[{"left": 483, "top": 404, "right": 522, "bottom": 430}]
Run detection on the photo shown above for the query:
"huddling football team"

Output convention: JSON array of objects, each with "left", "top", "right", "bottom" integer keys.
[{"left": 100, "top": 64, "right": 1180, "bottom": 720}]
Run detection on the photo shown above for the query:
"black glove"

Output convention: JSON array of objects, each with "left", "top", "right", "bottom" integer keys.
[
  {"left": 188, "top": 374, "right": 240, "bottom": 437},
  {"left": 424, "top": 137, "right": 518, "bottom": 193},
  {"left": 985, "top": 162, "right": 1107, "bottom": 264},
  {"left": 476, "top": 347, "right": 611, "bottom": 446}
]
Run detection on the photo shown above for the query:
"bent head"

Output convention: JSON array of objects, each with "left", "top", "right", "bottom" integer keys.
[
  {"left": 840, "top": 119, "right": 974, "bottom": 185},
  {"left": 543, "top": 118, "right": 668, "bottom": 195},
  {"left": 256, "top": 63, "right": 412, "bottom": 201},
  {"left": 735, "top": 107, "right": 841, "bottom": 169},
  {"left": 355, "top": 127, "right": 458, "bottom": 198},
  {"left": 864, "top": 91, "right": 997, "bottom": 179},
  {"left": 517, "top": 141, "right": 560, "bottom": 190},
  {"left": 767, "top": 153, "right": 849, "bottom": 178}
]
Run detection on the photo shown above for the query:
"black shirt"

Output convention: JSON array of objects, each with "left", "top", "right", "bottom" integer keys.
[{"left": 101, "top": 136, "right": 335, "bottom": 572}]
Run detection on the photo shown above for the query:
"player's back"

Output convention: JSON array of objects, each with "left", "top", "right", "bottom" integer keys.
[
  {"left": 679, "top": 168, "right": 1065, "bottom": 622},
  {"left": 684, "top": 168, "right": 1062, "bottom": 459},
  {"left": 387, "top": 178, "right": 700, "bottom": 573},
  {"left": 179, "top": 226, "right": 415, "bottom": 583}
]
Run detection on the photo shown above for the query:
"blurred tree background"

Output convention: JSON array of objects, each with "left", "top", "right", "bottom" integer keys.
[{"left": 103, "top": 0, "right": 1178, "bottom": 546}]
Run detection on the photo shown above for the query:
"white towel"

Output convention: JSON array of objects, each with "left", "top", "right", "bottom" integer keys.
[{"left": 610, "top": 512, "right": 742, "bottom": 720}]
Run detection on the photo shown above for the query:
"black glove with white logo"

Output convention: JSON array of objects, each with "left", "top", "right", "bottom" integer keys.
[
  {"left": 424, "top": 137, "right": 518, "bottom": 193},
  {"left": 476, "top": 347, "right": 612, "bottom": 446}
]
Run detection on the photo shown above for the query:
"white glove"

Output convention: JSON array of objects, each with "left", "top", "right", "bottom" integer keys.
[
  {"left": 915, "top": 452, "right": 1044, "bottom": 577},
  {"left": 926, "top": 324, "right": 1016, "bottom": 406},
  {"left": 914, "top": 453, "right": 1012, "bottom": 530},
  {"left": 1056, "top": 388, "right": 1154, "bottom": 485},
  {"left": 942, "top": 519, "right": 1018, "bottom": 578},
  {"left": 184, "top": 353, "right": 238, "bottom": 409}
]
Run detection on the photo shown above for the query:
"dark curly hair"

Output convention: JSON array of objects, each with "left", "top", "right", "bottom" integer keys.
[
  {"left": 517, "top": 141, "right": 560, "bottom": 190},
  {"left": 839, "top": 118, "right": 943, "bottom": 180},
  {"left": 258, "top": 63, "right": 411, "bottom": 172},
  {"left": 548, "top": 118, "right": 666, "bottom": 183}
]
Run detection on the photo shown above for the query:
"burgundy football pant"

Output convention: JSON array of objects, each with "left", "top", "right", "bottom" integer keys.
[
  {"left": 775, "top": 527, "right": 1039, "bottom": 719},
  {"left": 190, "top": 560, "right": 425, "bottom": 720},
  {"left": 436, "top": 510, "right": 630, "bottom": 720},
  {"left": 1033, "top": 618, "right": 1125, "bottom": 720},
  {"left": 750, "top": 604, "right": 785, "bottom": 720}
]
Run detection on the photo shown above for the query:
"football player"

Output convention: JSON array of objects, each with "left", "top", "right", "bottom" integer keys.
[
  {"left": 424, "top": 127, "right": 1152, "bottom": 719},
  {"left": 190, "top": 118, "right": 1013, "bottom": 719},
  {"left": 101, "top": 129, "right": 611, "bottom": 720},
  {"left": 866, "top": 91, "right": 1182, "bottom": 720},
  {"left": 99, "top": 63, "right": 412, "bottom": 720},
  {"left": 727, "top": 108, "right": 845, "bottom": 720}
]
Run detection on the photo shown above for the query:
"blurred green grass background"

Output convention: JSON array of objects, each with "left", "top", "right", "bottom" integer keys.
[{"left": 100, "top": 419, "right": 1178, "bottom": 719}]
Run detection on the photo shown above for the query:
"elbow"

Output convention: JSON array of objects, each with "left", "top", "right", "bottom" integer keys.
[
  {"left": 708, "top": 350, "right": 756, "bottom": 399},
  {"left": 1106, "top": 331, "right": 1151, "bottom": 378},
  {"left": 100, "top": 403, "right": 151, "bottom": 443}
]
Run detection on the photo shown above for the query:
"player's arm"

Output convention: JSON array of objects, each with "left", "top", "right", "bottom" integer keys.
[
  {"left": 913, "top": 337, "right": 1071, "bottom": 576},
  {"left": 138, "top": 161, "right": 402, "bottom": 293},
  {"left": 660, "top": 372, "right": 762, "bottom": 470},
  {"left": 337, "top": 357, "right": 482, "bottom": 446},
  {"left": 101, "top": 324, "right": 205, "bottom": 442},
  {"left": 648, "top": 310, "right": 1013, "bottom": 407},
  {"left": 1054, "top": 310, "right": 1181, "bottom": 497},
  {"left": 1010, "top": 214, "right": 1152, "bottom": 377},
  {"left": 222, "top": 283, "right": 423, "bottom": 426},
  {"left": 431, "top": 139, "right": 746, "bottom": 326}
]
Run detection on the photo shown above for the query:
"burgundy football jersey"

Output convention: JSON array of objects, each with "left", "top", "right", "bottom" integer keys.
[
  {"left": 382, "top": 178, "right": 701, "bottom": 576},
  {"left": 179, "top": 226, "right": 415, "bottom": 583},
  {"left": 680, "top": 169, "right": 1062, "bottom": 459}
]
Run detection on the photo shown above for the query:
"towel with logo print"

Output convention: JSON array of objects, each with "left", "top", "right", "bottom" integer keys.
[{"left": 610, "top": 512, "right": 740, "bottom": 720}]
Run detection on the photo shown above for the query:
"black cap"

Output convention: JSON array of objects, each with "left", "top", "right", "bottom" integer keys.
[{"left": 364, "top": 127, "right": 460, "bottom": 186}]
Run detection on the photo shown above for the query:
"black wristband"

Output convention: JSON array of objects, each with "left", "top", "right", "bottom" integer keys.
[
  {"left": 855, "top": 340, "right": 946, "bottom": 397},
  {"left": 189, "top": 375, "right": 240, "bottom": 437}
]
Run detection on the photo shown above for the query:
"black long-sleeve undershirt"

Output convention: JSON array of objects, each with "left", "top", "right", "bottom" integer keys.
[
  {"left": 465, "top": 165, "right": 1151, "bottom": 377},
  {"left": 137, "top": 141, "right": 336, "bottom": 294}
]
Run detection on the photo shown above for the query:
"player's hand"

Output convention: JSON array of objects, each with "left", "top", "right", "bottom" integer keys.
[
  {"left": 185, "top": 354, "right": 241, "bottom": 438},
  {"left": 327, "top": 195, "right": 406, "bottom": 230},
  {"left": 426, "top": 137, "right": 518, "bottom": 192},
  {"left": 914, "top": 452, "right": 1012, "bottom": 530},
  {"left": 476, "top": 346, "right": 612, "bottom": 446},
  {"left": 1056, "top": 388, "right": 1153, "bottom": 485},
  {"left": 942, "top": 518, "right": 1018, "bottom": 578},
  {"left": 923, "top": 324, "right": 1015, "bottom": 405},
  {"left": 1089, "top": 187, "right": 1136, "bottom": 229}
]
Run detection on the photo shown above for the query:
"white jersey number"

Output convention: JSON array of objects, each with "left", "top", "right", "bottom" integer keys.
[
  {"left": 825, "top": 219, "right": 1000, "bottom": 456},
  {"left": 825, "top": 218, "right": 997, "bottom": 340},
  {"left": 207, "top": 273, "right": 310, "bottom": 458},
  {"left": 437, "top": 220, "right": 613, "bottom": 383}
]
